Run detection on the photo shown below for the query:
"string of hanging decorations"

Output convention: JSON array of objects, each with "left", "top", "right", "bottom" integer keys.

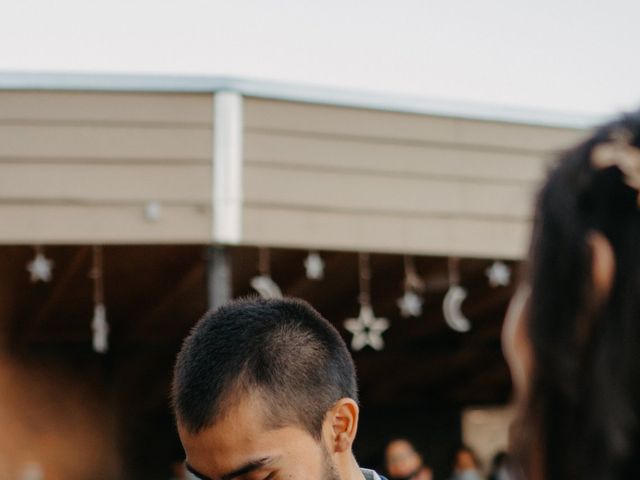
[
  {"left": 264, "top": 248, "right": 513, "bottom": 348},
  {"left": 22, "top": 244, "right": 512, "bottom": 354}
]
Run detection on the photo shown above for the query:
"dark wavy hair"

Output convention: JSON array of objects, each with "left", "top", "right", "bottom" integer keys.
[{"left": 513, "top": 111, "right": 640, "bottom": 480}]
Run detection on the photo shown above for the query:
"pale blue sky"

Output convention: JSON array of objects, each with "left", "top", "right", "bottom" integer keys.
[{"left": 1, "top": 0, "right": 638, "bottom": 116}]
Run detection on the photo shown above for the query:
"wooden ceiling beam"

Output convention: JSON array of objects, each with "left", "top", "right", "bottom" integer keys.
[
  {"left": 120, "top": 261, "right": 205, "bottom": 343},
  {"left": 23, "top": 247, "right": 90, "bottom": 338}
]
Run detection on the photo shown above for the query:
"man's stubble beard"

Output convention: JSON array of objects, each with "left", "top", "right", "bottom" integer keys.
[{"left": 321, "top": 440, "right": 342, "bottom": 480}]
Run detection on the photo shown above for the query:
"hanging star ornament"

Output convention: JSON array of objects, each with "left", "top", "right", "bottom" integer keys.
[
  {"left": 397, "top": 290, "right": 424, "bottom": 318},
  {"left": 343, "top": 304, "right": 390, "bottom": 351},
  {"left": 27, "top": 251, "right": 54, "bottom": 283},
  {"left": 304, "top": 252, "right": 325, "bottom": 280},
  {"left": 485, "top": 261, "right": 511, "bottom": 288},
  {"left": 397, "top": 255, "right": 426, "bottom": 317}
]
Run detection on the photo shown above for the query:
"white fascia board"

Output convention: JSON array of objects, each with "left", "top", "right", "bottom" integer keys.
[{"left": 0, "top": 71, "right": 608, "bottom": 129}]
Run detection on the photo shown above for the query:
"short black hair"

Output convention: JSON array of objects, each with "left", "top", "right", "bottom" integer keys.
[{"left": 172, "top": 297, "right": 358, "bottom": 438}]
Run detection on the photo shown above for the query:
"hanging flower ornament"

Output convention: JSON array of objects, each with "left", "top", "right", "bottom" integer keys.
[
  {"left": 485, "top": 260, "right": 511, "bottom": 288},
  {"left": 27, "top": 246, "right": 54, "bottom": 283},
  {"left": 443, "top": 257, "right": 471, "bottom": 333},
  {"left": 344, "top": 253, "right": 389, "bottom": 351},
  {"left": 90, "top": 245, "right": 109, "bottom": 354},
  {"left": 304, "top": 251, "right": 325, "bottom": 280},
  {"left": 397, "top": 255, "right": 425, "bottom": 317},
  {"left": 250, "top": 247, "right": 283, "bottom": 299}
]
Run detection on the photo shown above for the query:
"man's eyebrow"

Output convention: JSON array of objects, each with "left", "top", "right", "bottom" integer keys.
[
  {"left": 185, "top": 457, "right": 275, "bottom": 480},
  {"left": 186, "top": 462, "right": 212, "bottom": 480},
  {"left": 221, "top": 457, "right": 274, "bottom": 480}
]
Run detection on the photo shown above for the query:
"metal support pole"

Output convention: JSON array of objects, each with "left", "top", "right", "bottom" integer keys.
[{"left": 207, "top": 246, "right": 232, "bottom": 310}]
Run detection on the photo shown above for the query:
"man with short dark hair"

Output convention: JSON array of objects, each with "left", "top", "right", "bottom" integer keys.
[{"left": 172, "top": 297, "right": 386, "bottom": 480}]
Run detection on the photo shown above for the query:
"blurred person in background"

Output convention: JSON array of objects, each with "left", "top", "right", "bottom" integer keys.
[
  {"left": 502, "top": 110, "right": 640, "bottom": 480},
  {"left": 384, "top": 438, "right": 433, "bottom": 480},
  {"left": 0, "top": 355, "right": 119, "bottom": 479},
  {"left": 449, "top": 446, "right": 482, "bottom": 480},
  {"left": 487, "top": 452, "right": 510, "bottom": 480}
]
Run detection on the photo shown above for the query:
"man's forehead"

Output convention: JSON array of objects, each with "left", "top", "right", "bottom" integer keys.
[
  {"left": 190, "top": 389, "right": 271, "bottom": 429},
  {"left": 179, "top": 395, "right": 302, "bottom": 462},
  {"left": 180, "top": 420, "right": 321, "bottom": 480},
  {"left": 179, "top": 395, "right": 267, "bottom": 446}
]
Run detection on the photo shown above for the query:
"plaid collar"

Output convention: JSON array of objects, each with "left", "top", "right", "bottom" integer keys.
[{"left": 361, "top": 468, "right": 387, "bottom": 480}]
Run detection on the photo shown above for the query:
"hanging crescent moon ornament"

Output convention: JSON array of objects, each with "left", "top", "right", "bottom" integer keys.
[
  {"left": 250, "top": 275, "right": 283, "bottom": 299},
  {"left": 443, "top": 284, "right": 471, "bottom": 332},
  {"left": 251, "top": 247, "right": 283, "bottom": 299}
]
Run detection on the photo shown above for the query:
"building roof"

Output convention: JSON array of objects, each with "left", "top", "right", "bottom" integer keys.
[{"left": 0, "top": 71, "right": 607, "bottom": 129}]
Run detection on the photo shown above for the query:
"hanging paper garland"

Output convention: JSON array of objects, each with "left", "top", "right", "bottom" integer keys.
[
  {"left": 442, "top": 257, "right": 471, "bottom": 332},
  {"left": 343, "top": 253, "right": 389, "bottom": 351},
  {"left": 250, "top": 247, "right": 283, "bottom": 299}
]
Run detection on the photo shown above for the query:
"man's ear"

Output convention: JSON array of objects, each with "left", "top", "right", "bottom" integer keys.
[
  {"left": 324, "top": 398, "right": 359, "bottom": 454},
  {"left": 587, "top": 231, "right": 615, "bottom": 306}
]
